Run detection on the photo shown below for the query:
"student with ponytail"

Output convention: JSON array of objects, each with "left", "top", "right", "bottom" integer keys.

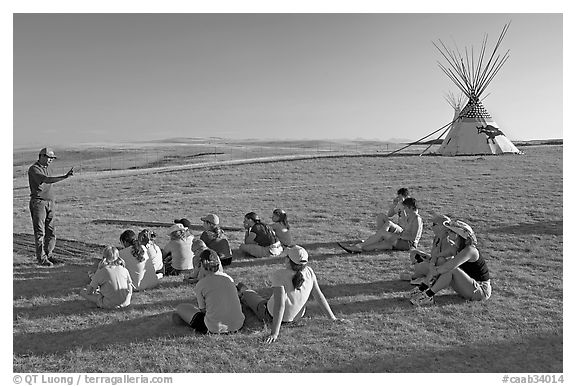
[
  {"left": 270, "top": 208, "right": 294, "bottom": 247},
  {"left": 237, "top": 245, "right": 343, "bottom": 344},
  {"left": 239, "top": 212, "right": 283, "bottom": 258},
  {"left": 119, "top": 229, "right": 159, "bottom": 291},
  {"left": 80, "top": 246, "right": 133, "bottom": 309}
]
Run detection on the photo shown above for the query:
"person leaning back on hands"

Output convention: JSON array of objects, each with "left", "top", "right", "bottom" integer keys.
[
  {"left": 237, "top": 245, "right": 347, "bottom": 344},
  {"left": 27, "top": 147, "right": 74, "bottom": 266}
]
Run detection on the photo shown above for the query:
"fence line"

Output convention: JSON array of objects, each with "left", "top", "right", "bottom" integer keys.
[{"left": 13, "top": 142, "right": 410, "bottom": 176}]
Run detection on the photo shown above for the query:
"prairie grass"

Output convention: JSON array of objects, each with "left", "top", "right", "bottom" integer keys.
[{"left": 12, "top": 142, "right": 562, "bottom": 373}]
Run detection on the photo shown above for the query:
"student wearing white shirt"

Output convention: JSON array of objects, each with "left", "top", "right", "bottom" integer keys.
[{"left": 237, "top": 245, "right": 343, "bottom": 344}]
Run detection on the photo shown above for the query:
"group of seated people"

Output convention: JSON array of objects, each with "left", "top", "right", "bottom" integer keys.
[
  {"left": 337, "top": 187, "right": 491, "bottom": 306},
  {"left": 79, "top": 207, "right": 340, "bottom": 342},
  {"left": 79, "top": 189, "right": 492, "bottom": 341}
]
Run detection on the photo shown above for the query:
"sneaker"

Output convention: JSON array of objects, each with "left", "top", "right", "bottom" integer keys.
[
  {"left": 48, "top": 256, "right": 63, "bottom": 265},
  {"left": 405, "top": 286, "right": 422, "bottom": 298},
  {"left": 410, "top": 292, "right": 435, "bottom": 306},
  {"left": 337, "top": 242, "right": 362, "bottom": 254},
  {"left": 38, "top": 258, "right": 54, "bottom": 267},
  {"left": 399, "top": 272, "right": 412, "bottom": 281},
  {"left": 236, "top": 282, "right": 248, "bottom": 296}
]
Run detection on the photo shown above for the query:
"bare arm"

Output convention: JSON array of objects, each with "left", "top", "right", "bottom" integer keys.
[
  {"left": 434, "top": 246, "right": 478, "bottom": 275},
  {"left": 386, "top": 198, "right": 400, "bottom": 217},
  {"left": 311, "top": 279, "right": 337, "bottom": 320},
  {"left": 266, "top": 286, "right": 286, "bottom": 344},
  {"left": 44, "top": 168, "right": 74, "bottom": 183},
  {"left": 245, "top": 231, "right": 257, "bottom": 244},
  {"left": 397, "top": 216, "right": 423, "bottom": 241}
]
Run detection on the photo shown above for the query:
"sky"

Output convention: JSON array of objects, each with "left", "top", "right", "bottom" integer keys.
[{"left": 11, "top": 10, "right": 564, "bottom": 147}]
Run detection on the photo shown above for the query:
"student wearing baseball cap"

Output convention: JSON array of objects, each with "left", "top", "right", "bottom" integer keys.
[
  {"left": 200, "top": 213, "right": 233, "bottom": 266},
  {"left": 409, "top": 219, "right": 491, "bottom": 306},
  {"left": 173, "top": 249, "right": 244, "bottom": 334},
  {"left": 236, "top": 245, "right": 344, "bottom": 344}
]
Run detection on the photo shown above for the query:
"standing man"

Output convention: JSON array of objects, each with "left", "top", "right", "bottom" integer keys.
[{"left": 28, "top": 147, "right": 74, "bottom": 266}]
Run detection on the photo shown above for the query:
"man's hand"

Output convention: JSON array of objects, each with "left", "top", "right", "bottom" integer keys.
[{"left": 66, "top": 167, "right": 74, "bottom": 178}]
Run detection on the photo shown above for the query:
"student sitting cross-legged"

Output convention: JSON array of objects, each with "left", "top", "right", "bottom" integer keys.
[
  {"left": 119, "top": 229, "right": 159, "bottom": 291},
  {"left": 270, "top": 208, "right": 294, "bottom": 248},
  {"left": 239, "top": 212, "right": 283, "bottom": 258},
  {"left": 173, "top": 249, "right": 245, "bottom": 334},
  {"left": 199, "top": 213, "right": 233, "bottom": 266},
  {"left": 80, "top": 246, "right": 133, "bottom": 309}
]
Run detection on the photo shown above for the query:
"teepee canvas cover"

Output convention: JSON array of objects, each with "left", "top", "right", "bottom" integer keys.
[
  {"left": 434, "top": 23, "right": 521, "bottom": 156},
  {"left": 437, "top": 99, "right": 520, "bottom": 155}
]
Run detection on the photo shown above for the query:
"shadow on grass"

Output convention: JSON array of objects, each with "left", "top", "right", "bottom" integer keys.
[
  {"left": 13, "top": 303, "right": 277, "bottom": 355},
  {"left": 13, "top": 233, "right": 104, "bottom": 259},
  {"left": 229, "top": 247, "right": 394, "bottom": 268},
  {"left": 329, "top": 330, "right": 562, "bottom": 373},
  {"left": 321, "top": 280, "right": 413, "bottom": 298},
  {"left": 13, "top": 263, "right": 92, "bottom": 300},
  {"left": 488, "top": 220, "right": 562, "bottom": 236}
]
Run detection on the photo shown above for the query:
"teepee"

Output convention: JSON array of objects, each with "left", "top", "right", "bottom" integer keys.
[{"left": 434, "top": 23, "right": 521, "bottom": 156}]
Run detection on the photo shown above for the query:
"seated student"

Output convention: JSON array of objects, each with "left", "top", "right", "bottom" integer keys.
[
  {"left": 338, "top": 197, "right": 423, "bottom": 253},
  {"left": 375, "top": 187, "right": 411, "bottom": 230},
  {"left": 162, "top": 223, "right": 194, "bottom": 276},
  {"left": 183, "top": 239, "right": 223, "bottom": 284},
  {"left": 409, "top": 219, "right": 492, "bottom": 306},
  {"left": 199, "top": 213, "right": 233, "bottom": 266},
  {"left": 80, "top": 246, "right": 133, "bottom": 309},
  {"left": 173, "top": 249, "right": 245, "bottom": 334},
  {"left": 270, "top": 208, "right": 294, "bottom": 247},
  {"left": 174, "top": 218, "right": 194, "bottom": 235},
  {"left": 401, "top": 214, "right": 454, "bottom": 284},
  {"left": 139, "top": 229, "right": 164, "bottom": 279},
  {"left": 239, "top": 212, "right": 283, "bottom": 258},
  {"left": 119, "top": 230, "right": 159, "bottom": 291},
  {"left": 237, "top": 245, "right": 343, "bottom": 344}
]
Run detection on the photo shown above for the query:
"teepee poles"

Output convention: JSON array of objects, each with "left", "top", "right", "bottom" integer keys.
[
  {"left": 385, "top": 22, "right": 513, "bottom": 156},
  {"left": 433, "top": 21, "right": 511, "bottom": 102}
]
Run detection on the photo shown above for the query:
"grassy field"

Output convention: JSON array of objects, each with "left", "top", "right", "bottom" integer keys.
[{"left": 12, "top": 142, "right": 563, "bottom": 373}]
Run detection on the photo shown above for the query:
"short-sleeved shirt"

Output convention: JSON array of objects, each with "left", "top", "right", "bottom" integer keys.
[
  {"left": 250, "top": 223, "right": 278, "bottom": 247},
  {"left": 28, "top": 161, "right": 54, "bottom": 200},
  {"left": 200, "top": 230, "right": 232, "bottom": 258},
  {"left": 266, "top": 266, "right": 316, "bottom": 322},
  {"left": 399, "top": 211, "right": 423, "bottom": 247},
  {"left": 90, "top": 265, "right": 133, "bottom": 308},
  {"left": 195, "top": 272, "right": 245, "bottom": 333},
  {"left": 162, "top": 236, "right": 194, "bottom": 270},
  {"left": 120, "top": 246, "right": 159, "bottom": 291},
  {"left": 146, "top": 243, "right": 163, "bottom": 271}
]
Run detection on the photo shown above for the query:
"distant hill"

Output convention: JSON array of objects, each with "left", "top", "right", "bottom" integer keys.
[
  {"left": 513, "top": 139, "right": 563, "bottom": 146},
  {"left": 419, "top": 138, "right": 563, "bottom": 146}
]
